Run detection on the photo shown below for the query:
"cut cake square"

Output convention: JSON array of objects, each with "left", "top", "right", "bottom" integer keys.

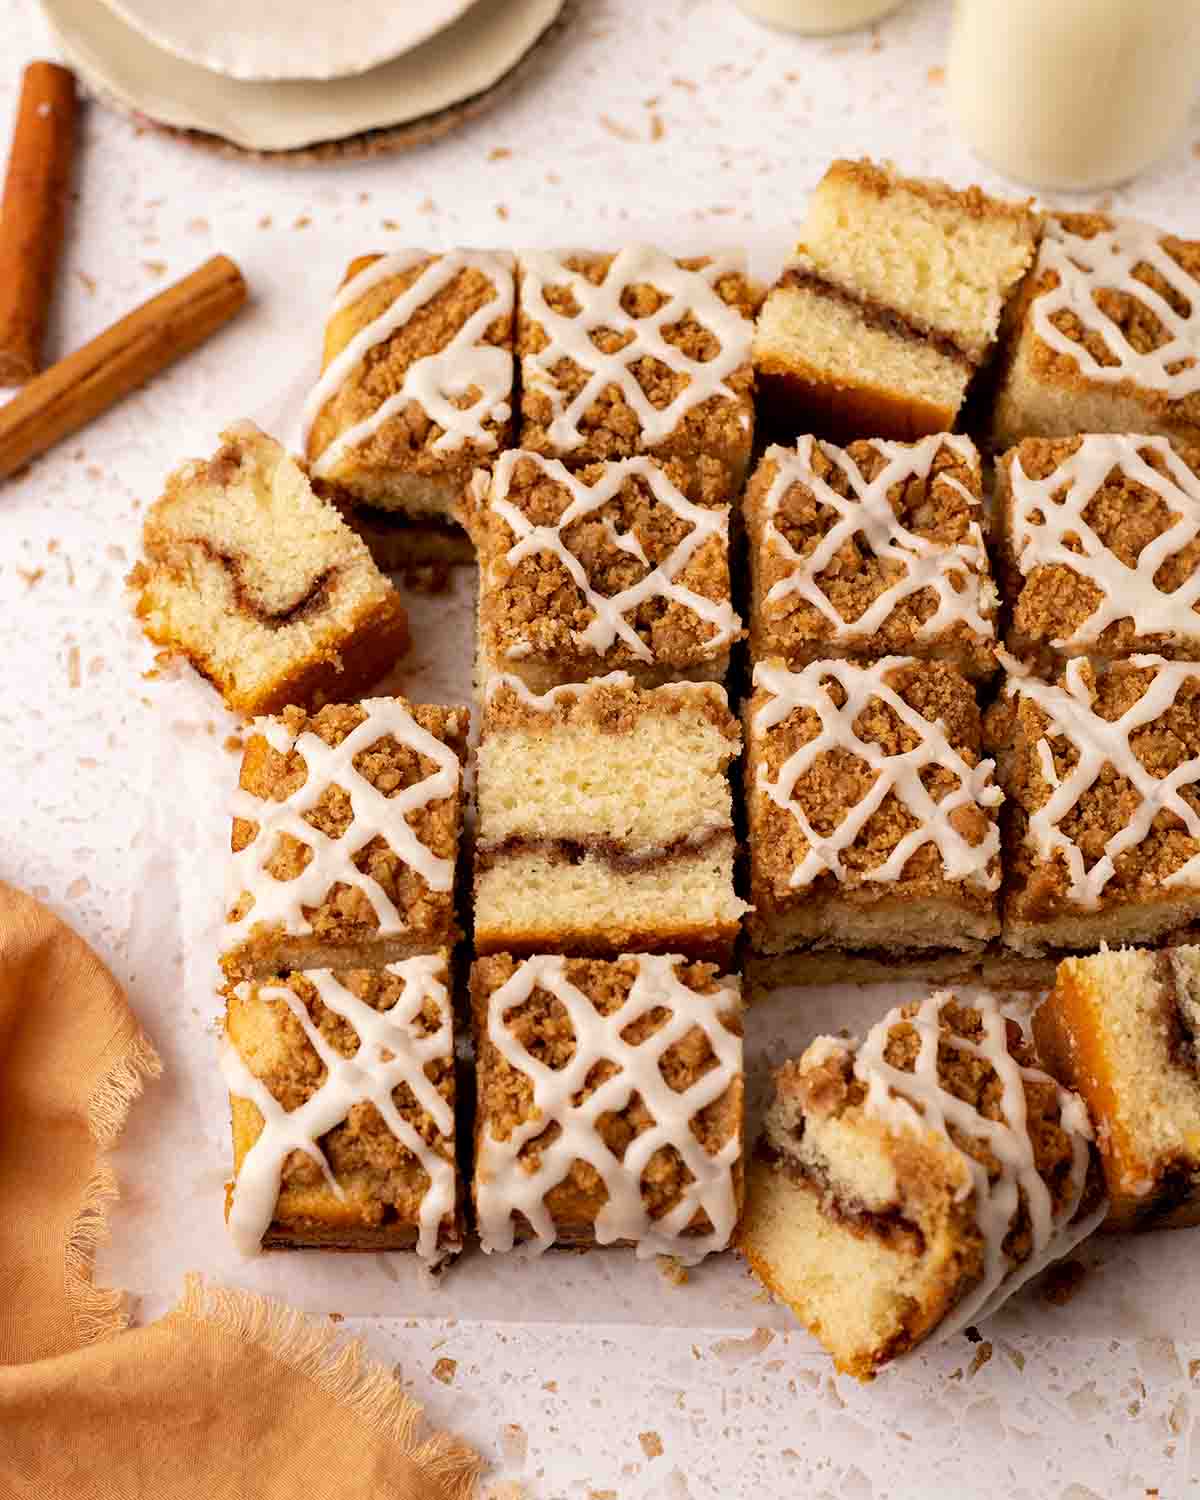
[
  {"left": 473, "top": 674, "right": 748, "bottom": 965},
  {"left": 131, "top": 422, "right": 409, "bottom": 716},
  {"left": 222, "top": 956, "right": 460, "bottom": 1258},
  {"left": 472, "top": 952, "right": 743, "bottom": 1259},
  {"left": 745, "top": 432, "right": 996, "bottom": 680},
  {"left": 221, "top": 697, "right": 469, "bottom": 981}
]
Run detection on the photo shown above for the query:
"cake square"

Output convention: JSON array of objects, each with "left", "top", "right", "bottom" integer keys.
[
  {"left": 996, "top": 433, "right": 1200, "bottom": 669},
  {"left": 992, "top": 214, "right": 1200, "bottom": 451},
  {"left": 754, "top": 159, "right": 1037, "bottom": 443},
  {"left": 469, "top": 449, "right": 741, "bottom": 692},
  {"left": 303, "top": 251, "right": 515, "bottom": 561},
  {"left": 471, "top": 952, "right": 743, "bottom": 1259},
  {"left": 745, "top": 433, "right": 997, "bottom": 680},
  {"left": 744, "top": 657, "right": 1001, "bottom": 985},
  {"left": 221, "top": 697, "right": 469, "bottom": 981},
  {"left": 516, "top": 246, "right": 759, "bottom": 485},
  {"left": 1034, "top": 945, "right": 1200, "bottom": 1231},
  {"left": 738, "top": 991, "right": 1104, "bottom": 1380},
  {"left": 131, "top": 422, "right": 410, "bottom": 717},
  {"left": 222, "top": 955, "right": 460, "bottom": 1258},
  {"left": 473, "top": 674, "right": 748, "bottom": 964},
  {"left": 986, "top": 655, "right": 1200, "bottom": 959}
]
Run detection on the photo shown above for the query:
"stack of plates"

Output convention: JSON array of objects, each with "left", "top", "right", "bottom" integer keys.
[{"left": 39, "top": 0, "right": 569, "bottom": 160}]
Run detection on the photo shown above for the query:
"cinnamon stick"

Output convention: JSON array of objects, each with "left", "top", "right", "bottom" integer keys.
[
  {"left": 0, "top": 61, "right": 77, "bottom": 386},
  {"left": 0, "top": 254, "right": 248, "bottom": 481}
]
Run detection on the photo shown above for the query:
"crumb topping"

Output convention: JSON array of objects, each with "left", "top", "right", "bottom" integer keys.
[
  {"left": 989, "top": 656, "right": 1200, "bottom": 918},
  {"left": 517, "top": 248, "right": 758, "bottom": 471},
  {"left": 748, "top": 434, "right": 995, "bottom": 670},
  {"left": 305, "top": 250, "right": 515, "bottom": 483},
  {"left": 1027, "top": 215, "right": 1200, "bottom": 416},
  {"left": 749, "top": 658, "right": 1000, "bottom": 903},
  {"left": 472, "top": 953, "right": 742, "bottom": 1261},
  {"left": 1003, "top": 434, "right": 1200, "bottom": 658},
  {"left": 476, "top": 451, "right": 740, "bottom": 670},
  {"left": 223, "top": 698, "right": 467, "bottom": 966}
]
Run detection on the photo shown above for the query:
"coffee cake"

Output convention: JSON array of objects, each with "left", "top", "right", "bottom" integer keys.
[
  {"left": 745, "top": 433, "right": 996, "bottom": 679},
  {"left": 993, "top": 214, "right": 1200, "bottom": 450},
  {"left": 472, "top": 952, "right": 743, "bottom": 1259},
  {"left": 469, "top": 449, "right": 740, "bottom": 692}
]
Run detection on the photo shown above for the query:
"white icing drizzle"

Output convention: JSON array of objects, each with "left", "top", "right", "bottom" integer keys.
[
  {"left": 752, "top": 657, "right": 1001, "bottom": 891},
  {"left": 1032, "top": 217, "right": 1200, "bottom": 397},
  {"left": 224, "top": 697, "right": 461, "bottom": 948},
  {"left": 303, "top": 249, "right": 515, "bottom": 477},
  {"left": 517, "top": 246, "right": 753, "bottom": 451},
  {"left": 476, "top": 954, "right": 742, "bottom": 1263},
  {"left": 1000, "top": 650, "right": 1200, "bottom": 909},
  {"left": 1009, "top": 434, "right": 1200, "bottom": 649},
  {"left": 221, "top": 956, "right": 456, "bottom": 1262},
  {"left": 484, "top": 449, "right": 739, "bottom": 663},
  {"left": 829, "top": 990, "right": 1104, "bottom": 1340},
  {"left": 758, "top": 435, "right": 996, "bottom": 644}
]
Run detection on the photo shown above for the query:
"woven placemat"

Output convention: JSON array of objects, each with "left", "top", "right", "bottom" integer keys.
[{"left": 97, "top": 0, "right": 574, "bottom": 165}]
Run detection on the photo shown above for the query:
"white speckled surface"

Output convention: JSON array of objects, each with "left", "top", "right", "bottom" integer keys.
[{"left": 6, "top": 1, "right": 1200, "bottom": 1494}]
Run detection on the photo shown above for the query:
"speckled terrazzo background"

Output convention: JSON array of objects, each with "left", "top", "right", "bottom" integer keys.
[{"left": 6, "top": 0, "right": 1200, "bottom": 1494}]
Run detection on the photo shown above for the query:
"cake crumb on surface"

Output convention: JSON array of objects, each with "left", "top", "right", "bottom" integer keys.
[
  {"left": 1042, "top": 1258, "right": 1089, "bottom": 1306},
  {"left": 712, "top": 1328, "right": 774, "bottom": 1362},
  {"left": 968, "top": 1341, "right": 993, "bottom": 1376},
  {"left": 432, "top": 1356, "right": 457, "bottom": 1385},
  {"left": 639, "top": 1432, "right": 664, "bottom": 1459},
  {"left": 657, "top": 1256, "right": 689, "bottom": 1287},
  {"left": 501, "top": 1424, "right": 528, "bottom": 1468}
]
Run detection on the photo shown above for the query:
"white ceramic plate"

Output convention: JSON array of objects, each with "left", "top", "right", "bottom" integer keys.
[
  {"left": 40, "top": 0, "right": 564, "bottom": 152},
  {"left": 96, "top": 0, "right": 479, "bottom": 83}
]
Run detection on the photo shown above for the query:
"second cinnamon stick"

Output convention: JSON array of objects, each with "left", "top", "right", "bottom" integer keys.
[
  {"left": 0, "top": 62, "right": 77, "bottom": 386},
  {"left": 0, "top": 254, "right": 248, "bottom": 482}
]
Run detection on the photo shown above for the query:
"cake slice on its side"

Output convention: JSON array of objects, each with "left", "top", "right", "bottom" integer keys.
[
  {"left": 1034, "top": 946, "right": 1200, "bottom": 1230},
  {"left": 471, "top": 952, "right": 744, "bottom": 1259},
  {"left": 992, "top": 214, "right": 1200, "bottom": 451},
  {"left": 745, "top": 433, "right": 997, "bottom": 680},
  {"left": 473, "top": 674, "right": 748, "bottom": 965},
  {"left": 220, "top": 697, "right": 469, "bottom": 982},
  {"left": 754, "top": 159, "right": 1037, "bottom": 443},
  {"left": 131, "top": 422, "right": 409, "bottom": 716},
  {"left": 738, "top": 991, "right": 1105, "bottom": 1380},
  {"left": 222, "top": 956, "right": 461, "bottom": 1259},
  {"left": 303, "top": 249, "right": 515, "bottom": 564}
]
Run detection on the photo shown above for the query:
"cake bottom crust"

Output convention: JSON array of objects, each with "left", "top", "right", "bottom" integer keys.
[
  {"left": 473, "top": 846, "right": 745, "bottom": 966},
  {"left": 991, "top": 341, "right": 1200, "bottom": 454},
  {"left": 220, "top": 927, "right": 460, "bottom": 984},
  {"left": 747, "top": 893, "right": 998, "bottom": 958},
  {"left": 260, "top": 1222, "right": 463, "bottom": 1253},
  {"left": 1001, "top": 897, "right": 1200, "bottom": 960},
  {"left": 756, "top": 360, "right": 958, "bottom": 448},
  {"left": 746, "top": 948, "right": 982, "bottom": 998},
  {"left": 338, "top": 502, "right": 475, "bottom": 571}
]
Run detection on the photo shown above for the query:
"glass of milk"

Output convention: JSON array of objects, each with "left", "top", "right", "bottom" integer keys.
[
  {"left": 948, "top": 0, "right": 1200, "bottom": 190},
  {"left": 734, "top": 0, "right": 905, "bottom": 34}
]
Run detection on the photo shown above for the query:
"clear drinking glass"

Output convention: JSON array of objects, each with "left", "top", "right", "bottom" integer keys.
[{"left": 948, "top": 0, "right": 1200, "bottom": 191}]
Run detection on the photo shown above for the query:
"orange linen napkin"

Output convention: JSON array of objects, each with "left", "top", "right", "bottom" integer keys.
[{"left": 0, "top": 879, "right": 479, "bottom": 1500}]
